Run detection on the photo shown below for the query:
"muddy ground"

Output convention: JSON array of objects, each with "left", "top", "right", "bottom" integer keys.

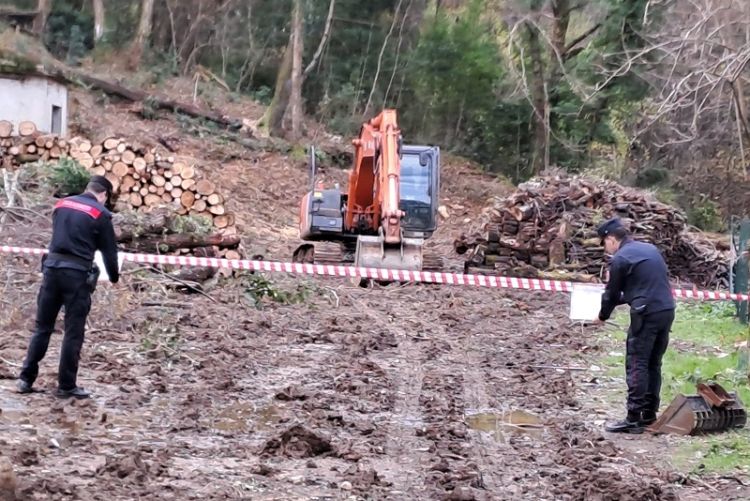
[
  {"left": 3, "top": 269, "right": 749, "bottom": 501},
  {"left": 2, "top": 90, "right": 750, "bottom": 500}
]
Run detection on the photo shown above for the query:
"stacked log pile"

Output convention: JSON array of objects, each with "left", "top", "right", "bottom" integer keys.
[
  {"left": 1, "top": 119, "right": 241, "bottom": 261},
  {"left": 454, "top": 174, "right": 730, "bottom": 288}
]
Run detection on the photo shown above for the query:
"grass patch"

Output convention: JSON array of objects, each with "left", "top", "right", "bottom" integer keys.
[
  {"left": 598, "top": 302, "right": 750, "bottom": 474},
  {"left": 672, "top": 432, "right": 750, "bottom": 475}
]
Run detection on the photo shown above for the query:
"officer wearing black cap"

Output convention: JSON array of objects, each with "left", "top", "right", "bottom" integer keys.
[
  {"left": 17, "top": 175, "right": 120, "bottom": 399},
  {"left": 595, "top": 217, "right": 675, "bottom": 433}
]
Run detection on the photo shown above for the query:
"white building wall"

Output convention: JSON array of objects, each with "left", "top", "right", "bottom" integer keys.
[{"left": 0, "top": 76, "right": 69, "bottom": 136}]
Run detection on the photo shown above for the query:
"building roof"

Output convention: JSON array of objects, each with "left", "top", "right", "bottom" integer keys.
[
  {"left": 0, "top": 70, "right": 69, "bottom": 87},
  {"left": 0, "top": 6, "right": 38, "bottom": 22}
]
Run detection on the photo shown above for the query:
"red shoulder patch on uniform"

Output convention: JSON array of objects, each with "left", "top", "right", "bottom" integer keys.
[{"left": 54, "top": 199, "right": 102, "bottom": 219}]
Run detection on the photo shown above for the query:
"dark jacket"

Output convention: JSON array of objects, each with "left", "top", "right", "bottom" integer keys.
[
  {"left": 598, "top": 239, "right": 674, "bottom": 321},
  {"left": 44, "top": 193, "right": 120, "bottom": 283}
]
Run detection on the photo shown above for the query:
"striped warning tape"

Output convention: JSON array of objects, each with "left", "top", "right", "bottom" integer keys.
[{"left": 1, "top": 244, "right": 748, "bottom": 302}]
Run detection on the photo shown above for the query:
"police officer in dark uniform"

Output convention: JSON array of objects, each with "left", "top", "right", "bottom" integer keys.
[
  {"left": 595, "top": 217, "right": 676, "bottom": 433},
  {"left": 16, "top": 176, "right": 120, "bottom": 399}
]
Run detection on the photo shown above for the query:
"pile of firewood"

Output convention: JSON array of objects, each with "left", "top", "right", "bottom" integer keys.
[
  {"left": 0, "top": 119, "right": 234, "bottom": 232},
  {"left": 1, "top": 119, "right": 244, "bottom": 267},
  {"left": 454, "top": 174, "right": 730, "bottom": 288}
]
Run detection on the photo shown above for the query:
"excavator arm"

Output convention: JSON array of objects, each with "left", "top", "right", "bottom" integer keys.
[{"left": 346, "top": 109, "right": 404, "bottom": 244}]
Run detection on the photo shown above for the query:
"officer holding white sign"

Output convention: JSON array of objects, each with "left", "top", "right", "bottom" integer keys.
[
  {"left": 17, "top": 176, "right": 120, "bottom": 400},
  {"left": 594, "top": 218, "right": 675, "bottom": 434}
]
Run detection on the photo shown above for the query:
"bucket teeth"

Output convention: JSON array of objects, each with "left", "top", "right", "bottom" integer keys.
[{"left": 649, "top": 382, "right": 747, "bottom": 435}]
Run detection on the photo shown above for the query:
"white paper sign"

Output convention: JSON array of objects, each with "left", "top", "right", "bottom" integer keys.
[
  {"left": 93, "top": 251, "right": 125, "bottom": 282},
  {"left": 569, "top": 283, "right": 605, "bottom": 321}
]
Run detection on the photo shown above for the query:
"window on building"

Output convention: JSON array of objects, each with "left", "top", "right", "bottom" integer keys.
[{"left": 51, "top": 105, "right": 62, "bottom": 134}]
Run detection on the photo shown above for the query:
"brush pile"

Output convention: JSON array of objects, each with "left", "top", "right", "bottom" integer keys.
[{"left": 454, "top": 175, "right": 729, "bottom": 288}]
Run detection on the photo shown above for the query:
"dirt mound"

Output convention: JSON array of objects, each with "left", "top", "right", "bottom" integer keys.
[
  {"left": 455, "top": 174, "right": 729, "bottom": 287},
  {"left": 551, "top": 422, "right": 678, "bottom": 500},
  {"left": 262, "top": 425, "right": 334, "bottom": 459}
]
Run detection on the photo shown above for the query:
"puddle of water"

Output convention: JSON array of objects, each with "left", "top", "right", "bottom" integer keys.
[
  {"left": 465, "top": 410, "right": 545, "bottom": 441},
  {"left": 212, "top": 403, "right": 280, "bottom": 432}
]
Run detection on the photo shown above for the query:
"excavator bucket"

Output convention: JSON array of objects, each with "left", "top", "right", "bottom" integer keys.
[
  {"left": 649, "top": 382, "right": 747, "bottom": 435},
  {"left": 355, "top": 235, "right": 424, "bottom": 272}
]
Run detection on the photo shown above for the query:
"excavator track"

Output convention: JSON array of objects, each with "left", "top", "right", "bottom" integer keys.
[
  {"left": 292, "top": 242, "right": 355, "bottom": 266},
  {"left": 422, "top": 250, "right": 445, "bottom": 272},
  {"left": 293, "top": 242, "right": 445, "bottom": 273}
]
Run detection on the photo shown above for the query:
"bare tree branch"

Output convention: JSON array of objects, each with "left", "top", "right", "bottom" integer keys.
[{"left": 304, "top": 0, "right": 337, "bottom": 77}]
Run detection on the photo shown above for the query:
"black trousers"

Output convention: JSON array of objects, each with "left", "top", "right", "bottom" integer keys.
[
  {"left": 19, "top": 267, "right": 92, "bottom": 390},
  {"left": 625, "top": 308, "right": 675, "bottom": 416}
]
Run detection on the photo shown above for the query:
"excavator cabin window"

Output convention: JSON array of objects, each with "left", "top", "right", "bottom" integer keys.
[{"left": 399, "top": 148, "right": 438, "bottom": 235}]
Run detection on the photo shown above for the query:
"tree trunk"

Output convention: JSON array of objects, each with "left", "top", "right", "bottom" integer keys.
[
  {"left": 525, "top": 22, "right": 547, "bottom": 177},
  {"left": 258, "top": 0, "right": 336, "bottom": 138},
  {"left": 92, "top": 0, "right": 105, "bottom": 44},
  {"left": 286, "top": 0, "right": 304, "bottom": 140},
  {"left": 129, "top": 0, "right": 155, "bottom": 69},
  {"left": 258, "top": 36, "right": 294, "bottom": 137},
  {"left": 120, "top": 233, "right": 241, "bottom": 253},
  {"left": 32, "top": 0, "right": 51, "bottom": 35}
]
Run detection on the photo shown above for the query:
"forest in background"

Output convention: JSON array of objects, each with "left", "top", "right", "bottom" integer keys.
[{"left": 4, "top": 0, "right": 750, "bottom": 229}]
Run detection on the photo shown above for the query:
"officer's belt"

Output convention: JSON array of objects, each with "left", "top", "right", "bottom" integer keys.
[{"left": 46, "top": 252, "right": 93, "bottom": 269}]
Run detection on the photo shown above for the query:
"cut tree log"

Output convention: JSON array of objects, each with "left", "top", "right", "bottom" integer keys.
[
  {"left": 181, "top": 165, "right": 195, "bottom": 179},
  {"left": 180, "top": 190, "right": 195, "bottom": 208},
  {"left": 18, "top": 121, "right": 37, "bottom": 136},
  {"left": 195, "top": 179, "right": 215, "bottom": 196},
  {"left": 193, "top": 199, "right": 207, "bottom": 212},
  {"left": 121, "top": 150, "right": 136, "bottom": 164},
  {"left": 207, "top": 193, "right": 223, "bottom": 205},
  {"left": 213, "top": 214, "right": 235, "bottom": 228},
  {"left": 143, "top": 194, "right": 162, "bottom": 206},
  {"left": 103, "top": 138, "right": 120, "bottom": 150},
  {"left": 208, "top": 205, "right": 225, "bottom": 216},
  {"left": 129, "top": 192, "right": 143, "bottom": 207},
  {"left": 0, "top": 120, "right": 12, "bottom": 137}
]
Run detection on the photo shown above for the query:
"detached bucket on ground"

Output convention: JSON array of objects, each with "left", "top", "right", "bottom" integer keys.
[{"left": 649, "top": 382, "right": 747, "bottom": 435}]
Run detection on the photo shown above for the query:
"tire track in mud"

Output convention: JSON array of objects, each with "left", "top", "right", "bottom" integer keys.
[{"left": 376, "top": 333, "right": 432, "bottom": 497}]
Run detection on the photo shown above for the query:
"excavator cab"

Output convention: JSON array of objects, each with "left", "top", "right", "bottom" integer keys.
[{"left": 399, "top": 145, "right": 440, "bottom": 239}]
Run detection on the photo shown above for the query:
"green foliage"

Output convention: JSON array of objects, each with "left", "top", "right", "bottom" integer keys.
[
  {"left": 242, "top": 273, "right": 311, "bottom": 309},
  {"left": 251, "top": 85, "right": 273, "bottom": 105},
  {"left": 687, "top": 197, "right": 723, "bottom": 232},
  {"left": 675, "top": 432, "right": 750, "bottom": 475},
  {"left": 402, "top": 0, "right": 507, "bottom": 165},
  {"left": 138, "top": 321, "right": 182, "bottom": 359},
  {"left": 44, "top": 1, "right": 94, "bottom": 64},
  {"left": 40, "top": 156, "right": 90, "bottom": 197},
  {"left": 170, "top": 215, "right": 213, "bottom": 235}
]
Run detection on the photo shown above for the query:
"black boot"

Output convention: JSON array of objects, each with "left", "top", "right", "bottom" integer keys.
[
  {"left": 16, "top": 379, "right": 33, "bottom": 394},
  {"left": 605, "top": 412, "right": 644, "bottom": 434},
  {"left": 55, "top": 387, "right": 91, "bottom": 399},
  {"left": 640, "top": 410, "right": 657, "bottom": 426}
]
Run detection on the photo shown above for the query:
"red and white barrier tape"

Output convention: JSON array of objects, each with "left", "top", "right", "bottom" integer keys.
[{"left": 1, "top": 245, "right": 748, "bottom": 302}]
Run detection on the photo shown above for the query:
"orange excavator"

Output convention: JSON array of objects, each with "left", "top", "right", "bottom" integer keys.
[{"left": 292, "top": 109, "right": 442, "bottom": 272}]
